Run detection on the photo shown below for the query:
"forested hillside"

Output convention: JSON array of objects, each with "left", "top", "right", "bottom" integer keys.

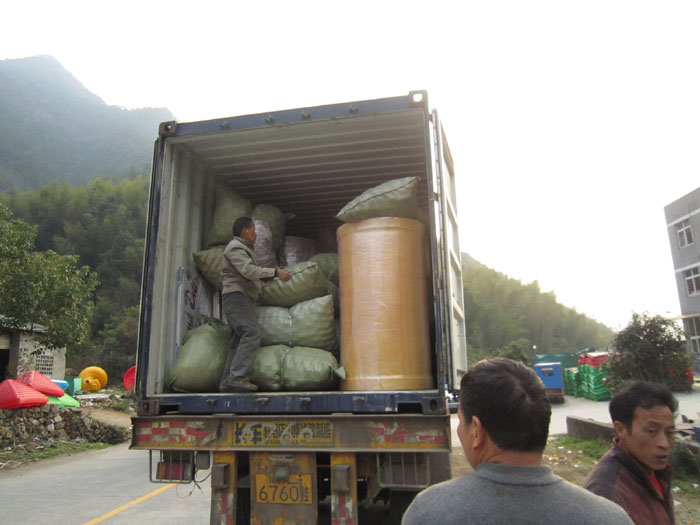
[
  {"left": 1, "top": 179, "right": 148, "bottom": 375},
  {"left": 0, "top": 56, "right": 172, "bottom": 191},
  {"left": 463, "top": 254, "right": 614, "bottom": 364},
  {"left": 1, "top": 182, "right": 614, "bottom": 378}
]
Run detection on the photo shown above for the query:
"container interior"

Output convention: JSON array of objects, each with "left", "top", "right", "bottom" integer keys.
[{"left": 144, "top": 106, "right": 439, "bottom": 396}]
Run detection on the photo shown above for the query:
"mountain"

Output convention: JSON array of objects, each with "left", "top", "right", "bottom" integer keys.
[{"left": 0, "top": 56, "right": 173, "bottom": 191}]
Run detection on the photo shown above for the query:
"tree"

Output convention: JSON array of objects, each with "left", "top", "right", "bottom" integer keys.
[
  {"left": 70, "top": 305, "right": 138, "bottom": 379},
  {"left": 495, "top": 338, "right": 535, "bottom": 366},
  {"left": 0, "top": 203, "right": 98, "bottom": 349},
  {"left": 604, "top": 313, "right": 693, "bottom": 392},
  {"left": 461, "top": 254, "right": 614, "bottom": 360}
]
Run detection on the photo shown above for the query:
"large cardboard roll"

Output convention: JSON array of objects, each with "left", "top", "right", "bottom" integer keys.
[{"left": 338, "top": 217, "right": 432, "bottom": 391}]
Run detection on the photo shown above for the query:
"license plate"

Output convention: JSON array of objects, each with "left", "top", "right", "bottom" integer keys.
[{"left": 255, "top": 474, "right": 313, "bottom": 505}]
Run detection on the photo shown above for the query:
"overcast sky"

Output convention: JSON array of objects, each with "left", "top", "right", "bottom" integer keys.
[{"left": 2, "top": 1, "right": 699, "bottom": 331}]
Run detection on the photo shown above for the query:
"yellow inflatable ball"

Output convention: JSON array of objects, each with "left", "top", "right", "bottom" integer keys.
[{"left": 79, "top": 366, "right": 109, "bottom": 392}]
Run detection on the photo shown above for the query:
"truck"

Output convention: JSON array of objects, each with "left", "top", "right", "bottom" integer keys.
[{"left": 131, "top": 90, "right": 467, "bottom": 524}]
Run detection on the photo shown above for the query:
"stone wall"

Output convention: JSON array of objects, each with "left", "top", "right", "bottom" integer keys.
[{"left": 0, "top": 404, "right": 129, "bottom": 449}]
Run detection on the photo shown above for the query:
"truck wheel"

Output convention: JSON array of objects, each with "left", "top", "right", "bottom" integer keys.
[{"left": 389, "top": 490, "right": 416, "bottom": 525}]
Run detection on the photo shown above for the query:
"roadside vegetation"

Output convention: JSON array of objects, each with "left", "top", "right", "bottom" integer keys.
[
  {"left": 0, "top": 441, "right": 109, "bottom": 470},
  {"left": 603, "top": 313, "right": 694, "bottom": 392},
  {"left": 463, "top": 254, "right": 615, "bottom": 366}
]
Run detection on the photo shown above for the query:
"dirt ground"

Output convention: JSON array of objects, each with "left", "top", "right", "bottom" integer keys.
[
  {"left": 450, "top": 436, "right": 592, "bottom": 483},
  {"left": 81, "top": 407, "right": 133, "bottom": 428}
]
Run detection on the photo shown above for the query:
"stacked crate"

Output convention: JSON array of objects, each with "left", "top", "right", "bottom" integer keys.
[
  {"left": 576, "top": 352, "right": 611, "bottom": 401},
  {"left": 564, "top": 367, "right": 579, "bottom": 397}
]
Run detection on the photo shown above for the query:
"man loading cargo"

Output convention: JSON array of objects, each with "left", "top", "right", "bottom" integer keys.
[
  {"left": 584, "top": 381, "right": 677, "bottom": 525},
  {"left": 401, "top": 358, "right": 632, "bottom": 525},
  {"left": 219, "top": 217, "right": 291, "bottom": 393}
]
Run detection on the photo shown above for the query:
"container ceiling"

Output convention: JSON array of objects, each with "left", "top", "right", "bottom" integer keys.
[{"left": 176, "top": 108, "right": 431, "bottom": 238}]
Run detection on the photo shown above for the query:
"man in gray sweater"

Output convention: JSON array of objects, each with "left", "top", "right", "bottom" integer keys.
[
  {"left": 219, "top": 217, "right": 291, "bottom": 393},
  {"left": 401, "top": 358, "right": 632, "bottom": 524}
]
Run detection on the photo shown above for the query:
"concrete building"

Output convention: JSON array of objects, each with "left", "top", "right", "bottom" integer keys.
[
  {"left": 0, "top": 321, "right": 66, "bottom": 382},
  {"left": 664, "top": 186, "right": 700, "bottom": 372}
]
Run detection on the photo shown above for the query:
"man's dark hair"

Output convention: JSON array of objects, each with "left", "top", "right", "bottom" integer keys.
[
  {"left": 609, "top": 381, "right": 678, "bottom": 428},
  {"left": 233, "top": 216, "right": 254, "bottom": 237},
  {"left": 459, "top": 358, "right": 551, "bottom": 452}
]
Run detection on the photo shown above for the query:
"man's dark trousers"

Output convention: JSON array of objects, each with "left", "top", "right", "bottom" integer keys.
[{"left": 219, "top": 291, "right": 260, "bottom": 388}]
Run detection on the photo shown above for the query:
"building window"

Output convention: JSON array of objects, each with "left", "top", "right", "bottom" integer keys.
[
  {"left": 687, "top": 317, "right": 700, "bottom": 359},
  {"left": 685, "top": 266, "right": 700, "bottom": 296},
  {"left": 676, "top": 219, "right": 694, "bottom": 248}
]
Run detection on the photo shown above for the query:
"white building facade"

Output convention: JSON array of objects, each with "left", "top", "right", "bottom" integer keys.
[{"left": 664, "top": 187, "right": 700, "bottom": 372}]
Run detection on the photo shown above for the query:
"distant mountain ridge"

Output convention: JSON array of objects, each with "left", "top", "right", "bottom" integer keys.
[{"left": 0, "top": 56, "right": 173, "bottom": 191}]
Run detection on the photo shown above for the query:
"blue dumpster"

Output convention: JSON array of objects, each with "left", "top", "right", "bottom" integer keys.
[{"left": 534, "top": 362, "right": 565, "bottom": 403}]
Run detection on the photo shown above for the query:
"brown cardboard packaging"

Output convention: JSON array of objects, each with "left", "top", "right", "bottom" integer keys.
[{"left": 338, "top": 217, "right": 432, "bottom": 390}]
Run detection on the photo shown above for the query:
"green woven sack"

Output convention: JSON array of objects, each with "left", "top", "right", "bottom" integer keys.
[
  {"left": 335, "top": 176, "right": 419, "bottom": 223},
  {"left": 290, "top": 295, "right": 336, "bottom": 350},
  {"left": 258, "top": 295, "right": 336, "bottom": 350},
  {"left": 257, "top": 306, "right": 293, "bottom": 347},
  {"left": 251, "top": 345, "right": 345, "bottom": 391},
  {"left": 205, "top": 183, "right": 252, "bottom": 247},
  {"left": 325, "top": 280, "right": 339, "bottom": 315},
  {"left": 250, "top": 345, "right": 291, "bottom": 391},
  {"left": 253, "top": 203, "right": 286, "bottom": 251},
  {"left": 193, "top": 245, "right": 225, "bottom": 290},
  {"left": 308, "top": 253, "right": 339, "bottom": 285},
  {"left": 282, "top": 346, "right": 346, "bottom": 391},
  {"left": 168, "top": 318, "right": 230, "bottom": 392},
  {"left": 260, "top": 262, "right": 327, "bottom": 307}
]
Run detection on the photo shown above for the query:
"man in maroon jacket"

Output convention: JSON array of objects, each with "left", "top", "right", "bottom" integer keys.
[{"left": 584, "top": 381, "right": 677, "bottom": 525}]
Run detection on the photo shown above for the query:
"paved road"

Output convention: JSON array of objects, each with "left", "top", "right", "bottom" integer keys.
[
  {"left": 549, "top": 385, "right": 700, "bottom": 435},
  {"left": 0, "top": 443, "right": 211, "bottom": 524}
]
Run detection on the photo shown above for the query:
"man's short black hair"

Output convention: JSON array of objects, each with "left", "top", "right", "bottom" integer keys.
[
  {"left": 460, "top": 358, "right": 551, "bottom": 453},
  {"left": 233, "top": 216, "right": 254, "bottom": 237},
  {"left": 609, "top": 381, "right": 678, "bottom": 428}
]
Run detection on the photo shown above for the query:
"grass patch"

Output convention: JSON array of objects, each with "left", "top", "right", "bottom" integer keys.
[
  {"left": 549, "top": 435, "right": 609, "bottom": 461},
  {"left": 672, "top": 441, "right": 700, "bottom": 479},
  {"left": 0, "top": 440, "right": 110, "bottom": 470}
]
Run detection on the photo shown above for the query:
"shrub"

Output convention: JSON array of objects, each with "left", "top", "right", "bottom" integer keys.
[{"left": 603, "top": 313, "right": 693, "bottom": 392}]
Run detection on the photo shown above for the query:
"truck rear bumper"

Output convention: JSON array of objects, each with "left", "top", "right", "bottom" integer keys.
[{"left": 130, "top": 413, "right": 451, "bottom": 453}]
